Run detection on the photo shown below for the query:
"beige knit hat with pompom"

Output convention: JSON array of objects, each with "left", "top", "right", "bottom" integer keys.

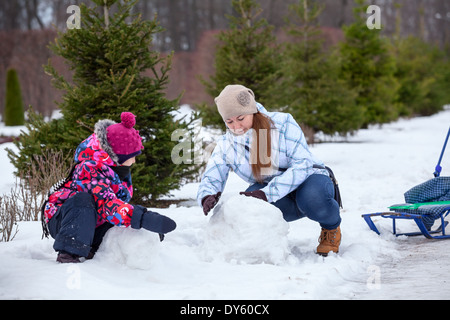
[{"left": 214, "top": 84, "right": 258, "bottom": 121}]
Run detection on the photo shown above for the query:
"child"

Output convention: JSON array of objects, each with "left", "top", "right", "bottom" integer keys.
[
  {"left": 197, "top": 85, "right": 342, "bottom": 256},
  {"left": 42, "top": 112, "right": 176, "bottom": 263}
]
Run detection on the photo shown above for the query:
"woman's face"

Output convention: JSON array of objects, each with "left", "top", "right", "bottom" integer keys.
[{"left": 225, "top": 114, "right": 254, "bottom": 135}]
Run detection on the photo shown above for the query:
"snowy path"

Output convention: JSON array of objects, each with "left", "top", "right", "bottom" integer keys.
[
  {"left": 359, "top": 238, "right": 450, "bottom": 299},
  {"left": 1, "top": 108, "right": 449, "bottom": 300}
]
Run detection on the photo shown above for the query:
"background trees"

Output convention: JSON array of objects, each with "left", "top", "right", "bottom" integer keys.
[
  {"left": 3, "top": 68, "right": 25, "bottom": 126},
  {"left": 1, "top": 0, "right": 448, "bottom": 49},
  {"left": 392, "top": 35, "right": 450, "bottom": 117},
  {"left": 197, "top": 0, "right": 282, "bottom": 128},
  {"left": 277, "top": 0, "right": 362, "bottom": 136},
  {"left": 339, "top": 0, "right": 399, "bottom": 127}
]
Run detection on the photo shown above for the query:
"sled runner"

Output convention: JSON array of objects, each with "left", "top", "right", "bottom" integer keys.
[
  {"left": 362, "top": 127, "right": 450, "bottom": 239},
  {"left": 362, "top": 204, "right": 450, "bottom": 239}
]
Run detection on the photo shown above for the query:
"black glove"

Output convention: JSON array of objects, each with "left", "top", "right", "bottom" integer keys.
[
  {"left": 239, "top": 190, "right": 268, "bottom": 202},
  {"left": 131, "top": 205, "right": 176, "bottom": 239},
  {"left": 201, "top": 192, "right": 222, "bottom": 216}
]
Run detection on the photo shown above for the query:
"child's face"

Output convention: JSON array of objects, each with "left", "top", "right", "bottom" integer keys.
[{"left": 122, "top": 157, "right": 136, "bottom": 166}]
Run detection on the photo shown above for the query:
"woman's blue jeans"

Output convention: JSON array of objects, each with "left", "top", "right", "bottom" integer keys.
[{"left": 246, "top": 174, "right": 341, "bottom": 230}]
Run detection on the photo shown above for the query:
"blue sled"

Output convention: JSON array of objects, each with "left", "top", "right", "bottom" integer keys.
[{"left": 362, "top": 211, "right": 450, "bottom": 239}]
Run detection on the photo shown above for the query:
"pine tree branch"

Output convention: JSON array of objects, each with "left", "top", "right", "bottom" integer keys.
[{"left": 76, "top": 120, "right": 93, "bottom": 131}]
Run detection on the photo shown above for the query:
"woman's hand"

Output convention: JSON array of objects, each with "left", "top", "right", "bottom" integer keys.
[
  {"left": 239, "top": 190, "right": 268, "bottom": 202},
  {"left": 201, "top": 192, "right": 222, "bottom": 216}
]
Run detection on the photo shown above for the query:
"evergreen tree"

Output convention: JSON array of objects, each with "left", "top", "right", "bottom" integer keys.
[
  {"left": 279, "top": 0, "right": 362, "bottom": 136},
  {"left": 392, "top": 36, "right": 450, "bottom": 116},
  {"left": 3, "top": 68, "right": 25, "bottom": 126},
  {"left": 339, "top": 0, "right": 399, "bottom": 126},
  {"left": 8, "top": 0, "right": 198, "bottom": 205},
  {"left": 198, "top": 0, "right": 282, "bottom": 128}
]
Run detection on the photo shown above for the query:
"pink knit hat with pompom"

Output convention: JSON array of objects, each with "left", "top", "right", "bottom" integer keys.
[{"left": 106, "top": 112, "right": 144, "bottom": 164}]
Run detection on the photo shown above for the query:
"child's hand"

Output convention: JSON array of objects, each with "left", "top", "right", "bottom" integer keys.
[
  {"left": 131, "top": 205, "right": 176, "bottom": 234},
  {"left": 141, "top": 211, "right": 176, "bottom": 234}
]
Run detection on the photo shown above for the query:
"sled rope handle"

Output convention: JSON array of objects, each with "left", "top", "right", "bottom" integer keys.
[{"left": 434, "top": 126, "right": 450, "bottom": 178}]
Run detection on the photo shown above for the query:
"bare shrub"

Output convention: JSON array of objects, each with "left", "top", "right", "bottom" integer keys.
[
  {"left": 0, "top": 149, "right": 74, "bottom": 241},
  {"left": 22, "top": 149, "right": 74, "bottom": 221},
  {"left": 0, "top": 194, "right": 19, "bottom": 242}
]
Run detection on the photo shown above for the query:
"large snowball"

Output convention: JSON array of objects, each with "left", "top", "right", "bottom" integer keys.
[
  {"left": 203, "top": 194, "right": 290, "bottom": 264},
  {"left": 97, "top": 227, "right": 161, "bottom": 270}
]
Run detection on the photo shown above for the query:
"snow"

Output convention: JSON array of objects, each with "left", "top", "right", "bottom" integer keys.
[
  {"left": 203, "top": 194, "right": 290, "bottom": 265},
  {"left": 1, "top": 107, "right": 450, "bottom": 300}
]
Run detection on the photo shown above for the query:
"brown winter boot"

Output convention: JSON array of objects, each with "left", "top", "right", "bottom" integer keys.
[{"left": 316, "top": 226, "right": 341, "bottom": 256}]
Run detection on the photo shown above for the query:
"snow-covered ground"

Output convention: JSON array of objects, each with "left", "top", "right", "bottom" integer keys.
[{"left": 1, "top": 107, "right": 449, "bottom": 300}]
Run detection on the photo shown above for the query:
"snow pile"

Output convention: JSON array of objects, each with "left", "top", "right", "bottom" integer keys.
[
  {"left": 97, "top": 227, "right": 162, "bottom": 270},
  {"left": 203, "top": 194, "right": 289, "bottom": 264}
]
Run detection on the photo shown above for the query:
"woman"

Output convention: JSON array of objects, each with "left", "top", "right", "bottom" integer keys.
[
  {"left": 197, "top": 85, "right": 342, "bottom": 256},
  {"left": 42, "top": 112, "right": 176, "bottom": 263}
]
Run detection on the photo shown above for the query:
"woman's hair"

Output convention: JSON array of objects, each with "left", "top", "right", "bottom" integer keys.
[{"left": 250, "top": 112, "right": 274, "bottom": 183}]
